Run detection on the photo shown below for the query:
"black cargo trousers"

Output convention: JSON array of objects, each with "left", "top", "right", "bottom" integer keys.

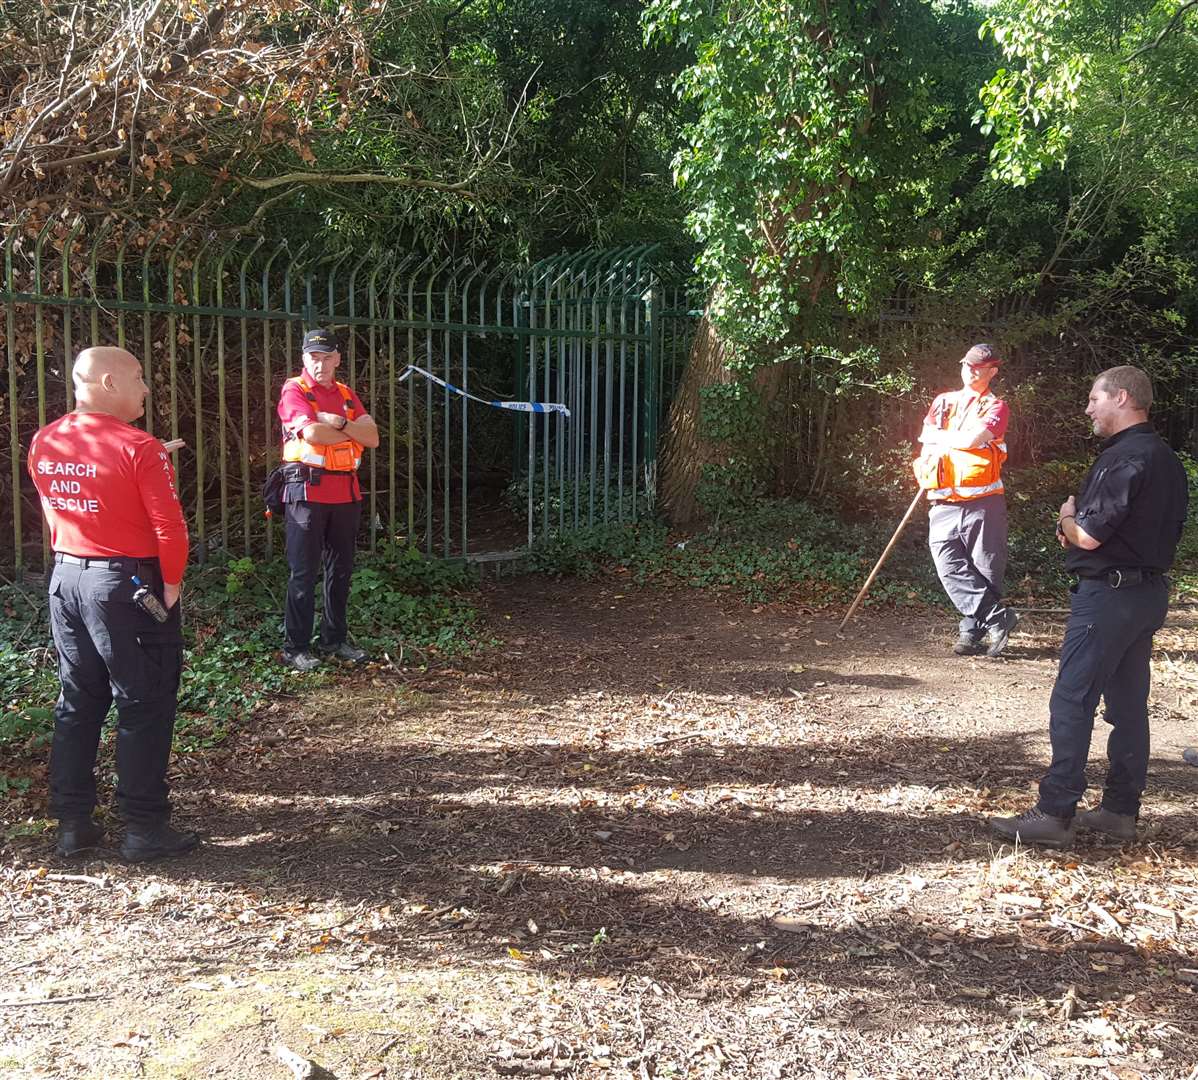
[
  {"left": 47, "top": 554, "right": 184, "bottom": 824},
  {"left": 1037, "top": 573, "right": 1169, "bottom": 819},
  {"left": 283, "top": 495, "right": 361, "bottom": 655}
]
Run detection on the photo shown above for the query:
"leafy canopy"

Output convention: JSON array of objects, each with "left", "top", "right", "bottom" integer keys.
[
  {"left": 644, "top": 0, "right": 973, "bottom": 358},
  {"left": 976, "top": 0, "right": 1198, "bottom": 186}
]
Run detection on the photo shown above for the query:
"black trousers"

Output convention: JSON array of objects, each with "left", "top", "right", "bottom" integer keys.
[
  {"left": 283, "top": 499, "right": 362, "bottom": 654},
  {"left": 1038, "top": 575, "right": 1168, "bottom": 818},
  {"left": 47, "top": 558, "right": 183, "bottom": 824}
]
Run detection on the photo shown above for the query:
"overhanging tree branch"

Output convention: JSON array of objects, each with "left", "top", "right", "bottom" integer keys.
[
  {"left": 232, "top": 170, "right": 479, "bottom": 199},
  {"left": 1126, "top": 0, "right": 1198, "bottom": 61}
]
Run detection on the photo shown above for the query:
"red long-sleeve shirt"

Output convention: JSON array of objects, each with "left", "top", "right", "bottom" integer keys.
[{"left": 28, "top": 412, "right": 190, "bottom": 584}]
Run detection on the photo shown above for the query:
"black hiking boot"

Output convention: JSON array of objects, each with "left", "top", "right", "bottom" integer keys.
[
  {"left": 121, "top": 821, "right": 200, "bottom": 862},
  {"left": 316, "top": 641, "right": 368, "bottom": 663},
  {"left": 1076, "top": 805, "right": 1137, "bottom": 841},
  {"left": 283, "top": 650, "right": 322, "bottom": 673},
  {"left": 984, "top": 607, "right": 1020, "bottom": 657},
  {"left": 953, "top": 633, "right": 985, "bottom": 656},
  {"left": 55, "top": 818, "right": 105, "bottom": 857},
  {"left": 990, "top": 806, "right": 1074, "bottom": 848}
]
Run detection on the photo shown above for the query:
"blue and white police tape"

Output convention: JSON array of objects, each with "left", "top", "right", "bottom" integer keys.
[{"left": 397, "top": 365, "right": 570, "bottom": 418}]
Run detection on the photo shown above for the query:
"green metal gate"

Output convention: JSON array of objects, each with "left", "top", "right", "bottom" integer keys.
[{"left": 1, "top": 219, "right": 697, "bottom": 572}]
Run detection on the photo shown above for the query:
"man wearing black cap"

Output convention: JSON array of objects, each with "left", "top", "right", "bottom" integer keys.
[
  {"left": 276, "top": 329, "right": 379, "bottom": 672},
  {"left": 915, "top": 344, "right": 1019, "bottom": 657}
]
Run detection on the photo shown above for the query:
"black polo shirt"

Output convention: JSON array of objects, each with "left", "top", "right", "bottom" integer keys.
[{"left": 1066, "top": 421, "right": 1189, "bottom": 577}]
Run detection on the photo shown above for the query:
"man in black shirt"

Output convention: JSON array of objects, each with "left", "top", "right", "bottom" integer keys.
[{"left": 991, "top": 366, "right": 1188, "bottom": 847}]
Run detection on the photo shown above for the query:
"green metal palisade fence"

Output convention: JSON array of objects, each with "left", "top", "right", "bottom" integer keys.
[{"left": 1, "top": 220, "right": 698, "bottom": 573}]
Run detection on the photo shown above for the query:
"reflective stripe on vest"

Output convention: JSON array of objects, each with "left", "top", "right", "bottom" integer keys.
[
  {"left": 927, "top": 477, "right": 1005, "bottom": 501},
  {"left": 930, "top": 433, "right": 1007, "bottom": 499},
  {"left": 929, "top": 436, "right": 1007, "bottom": 501}
]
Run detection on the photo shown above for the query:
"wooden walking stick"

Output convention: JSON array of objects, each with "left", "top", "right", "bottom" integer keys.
[{"left": 838, "top": 488, "right": 925, "bottom": 632}]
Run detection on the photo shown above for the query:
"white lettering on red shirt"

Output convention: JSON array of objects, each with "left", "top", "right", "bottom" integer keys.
[{"left": 28, "top": 412, "right": 190, "bottom": 584}]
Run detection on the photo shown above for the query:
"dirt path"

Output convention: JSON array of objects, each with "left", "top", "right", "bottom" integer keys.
[{"left": 3, "top": 579, "right": 1197, "bottom": 1080}]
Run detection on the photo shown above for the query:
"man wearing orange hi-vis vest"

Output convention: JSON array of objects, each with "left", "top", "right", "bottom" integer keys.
[
  {"left": 276, "top": 329, "right": 380, "bottom": 672},
  {"left": 914, "top": 344, "right": 1019, "bottom": 657}
]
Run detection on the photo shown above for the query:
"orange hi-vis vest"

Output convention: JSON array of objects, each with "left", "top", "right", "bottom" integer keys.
[
  {"left": 913, "top": 391, "right": 1007, "bottom": 502},
  {"left": 282, "top": 376, "right": 362, "bottom": 472}
]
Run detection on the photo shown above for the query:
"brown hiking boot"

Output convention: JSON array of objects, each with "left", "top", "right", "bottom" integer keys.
[
  {"left": 990, "top": 806, "right": 1074, "bottom": 848},
  {"left": 1076, "top": 806, "right": 1137, "bottom": 841}
]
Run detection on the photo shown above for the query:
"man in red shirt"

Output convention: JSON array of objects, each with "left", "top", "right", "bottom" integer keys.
[
  {"left": 28, "top": 346, "right": 198, "bottom": 861},
  {"left": 277, "top": 329, "right": 379, "bottom": 671},
  {"left": 915, "top": 344, "right": 1019, "bottom": 657}
]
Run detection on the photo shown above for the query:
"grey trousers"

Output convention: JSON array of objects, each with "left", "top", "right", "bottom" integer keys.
[{"left": 927, "top": 493, "right": 1008, "bottom": 637}]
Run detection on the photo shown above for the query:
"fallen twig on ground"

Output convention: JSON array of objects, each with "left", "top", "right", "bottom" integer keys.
[{"left": 0, "top": 994, "right": 105, "bottom": 1007}]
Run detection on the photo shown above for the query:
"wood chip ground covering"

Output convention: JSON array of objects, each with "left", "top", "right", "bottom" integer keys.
[{"left": 2, "top": 577, "right": 1197, "bottom": 1080}]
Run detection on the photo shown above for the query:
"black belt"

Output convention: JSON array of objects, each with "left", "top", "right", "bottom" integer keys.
[
  {"left": 55, "top": 552, "right": 159, "bottom": 571},
  {"left": 1077, "top": 568, "right": 1163, "bottom": 589}
]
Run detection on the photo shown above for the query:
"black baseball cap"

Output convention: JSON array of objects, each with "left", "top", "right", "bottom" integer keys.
[
  {"left": 302, "top": 328, "right": 340, "bottom": 353},
  {"left": 961, "top": 343, "right": 1000, "bottom": 367}
]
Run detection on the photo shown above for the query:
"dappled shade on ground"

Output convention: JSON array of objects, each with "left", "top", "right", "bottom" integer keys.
[{"left": 3, "top": 579, "right": 1197, "bottom": 1078}]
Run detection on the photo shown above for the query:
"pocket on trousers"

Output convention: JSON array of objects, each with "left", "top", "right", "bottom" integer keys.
[
  {"left": 286, "top": 499, "right": 314, "bottom": 527},
  {"left": 136, "top": 626, "right": 184, "bottom": 690},
  {"left": 1056, "top": 621, "right": 1100, "bottom": 701}
]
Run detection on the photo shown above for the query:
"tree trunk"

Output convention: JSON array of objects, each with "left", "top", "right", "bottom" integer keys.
[
  {"left": 659, "top": 313, "right": 729, "bottom": 525},
  {"left": 659, "top": 311, "right": 794, "bottom": 525}
]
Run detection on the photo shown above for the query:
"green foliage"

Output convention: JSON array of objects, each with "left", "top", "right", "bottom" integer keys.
[
  {"left": 695, "top": 460, "right": 768, "bottom": 523},
  {"left": 175, "top": 634, "right": 291, "bottom": 751},
  {"left": 528, "top": 522, "right": 670, "bottom": 578},
  {"left": 1173, "top": 454, "right": 1198, "bottom": 596},
  {"left": 0, "top": 673, "right": 56, "bottom": 751},
  {"left": 692, "top": 381, "right": 771, "bottom": 518},
  {"left": 643, "top": 0, "right": 1194, "bottom": 523},
  {"left": 1003, "top": 458, "right": 1091, "bottom": 595},
  {"left": 974, "top": 0, "right": 1198, "bottom": 190},
  {"left": 0, "top": 0, "right": 694, "bottom": 260},
  {"left": 0, "top": 550, "right": 487, "bottom": 773},
  {"left": 698, "top": 382, "right": 763, "bottom": 443},
  {"left": 644, "top": 0, "right": 975, "bottom": 355},
  {"left": 456, "top": 0, "right": 692, "bottom": 255},
  {"left": 505, "top": 467, "right": 652, "bottom": 528},
  {"left": 0, "top": 774, "right": 32, "bottom": 796},
  {"left": 0, "top": 587, "right": 59, "bottom": 755},
  {"left": 529, "top": 498, "right": 940, "bottom": 605},
  {"left": 530, "top": 462, "right": 1198, "bottom": 607},
  {"left": 243, "top": 0, "right": 693, "bottom": 258},
  {"left": 975, "top": 0, "right": 1087, "bottom": 186}
]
